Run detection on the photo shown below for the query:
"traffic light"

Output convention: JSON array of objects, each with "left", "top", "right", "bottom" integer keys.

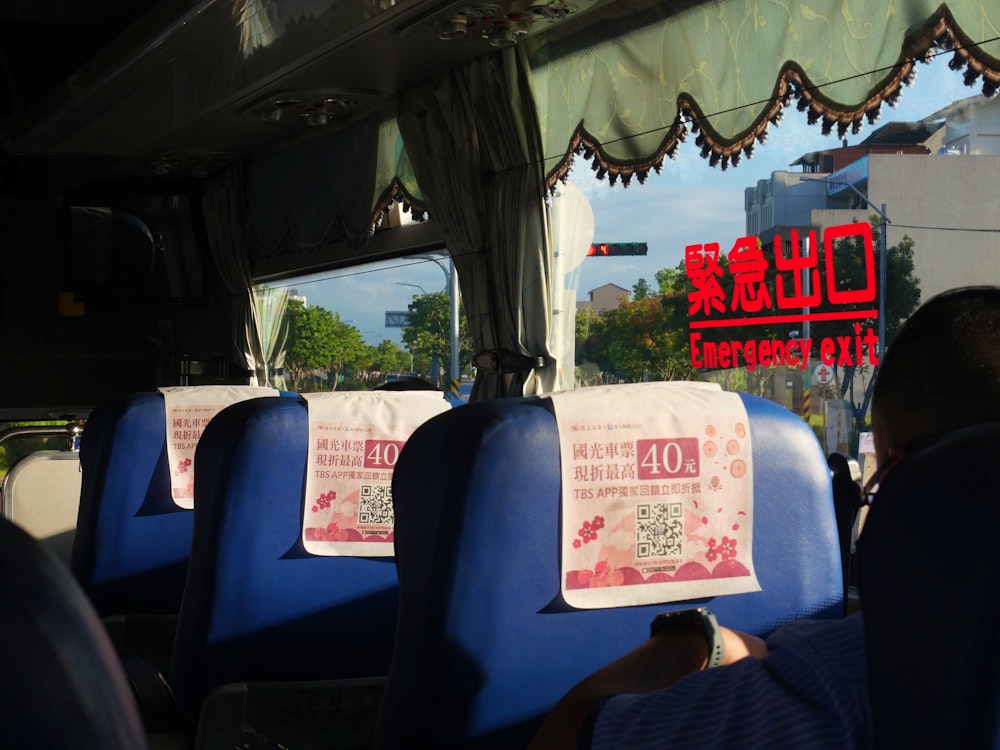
[{"left": 587, "top": 242, "right": 648, "bottom": 256}]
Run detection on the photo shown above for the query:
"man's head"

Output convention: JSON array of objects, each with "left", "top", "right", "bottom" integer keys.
[
  {"left": 860, "top": 286, "right": 1000, "bottom": 749},
  {"left": 870, "top": 286, "right": 1000, "bottom": 465}
]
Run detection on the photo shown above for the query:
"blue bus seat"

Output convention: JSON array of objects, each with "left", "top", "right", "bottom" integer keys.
[
  {"left": 72, "top": 392, "right": 193, "bottom": 618},
  {"left": 169, "top": 395, "right": 399, "bottom": 739},
  {"left": 375, "top": 392, "right": 844, "bottom": 749},
  {"left": 859, "top": 422, "right": 1000, "bottom": 749},
  {"left": 0, "top": 517, "right": 149, "bottom": 749}
]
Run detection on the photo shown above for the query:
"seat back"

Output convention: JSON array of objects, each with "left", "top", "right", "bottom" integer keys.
[
  {"left": 170, "top": 396, "right": 400, "bottom": 735},
  {"left": 3, "top": 449, "right": 82, "bottom": 566},
  {"left": 858, "top": 423, "right": 1000, "bottom": 749},
  {"left": 72, "top": 392, "right": 193, "bottom": 616},
  {"left": 376, "top": 391, "right": 843, "bottom": 749},
  {"left": 0, "top": 517, "right": 149, "bottom": 749}
]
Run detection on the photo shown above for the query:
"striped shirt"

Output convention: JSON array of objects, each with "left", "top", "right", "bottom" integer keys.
[{"left": 591, "top": 613, "right": 871, "bottom": 750}]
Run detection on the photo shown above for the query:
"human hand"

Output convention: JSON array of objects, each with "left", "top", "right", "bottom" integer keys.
[{"left": 719, "top": 625, "right": 767, "bottom": 664}]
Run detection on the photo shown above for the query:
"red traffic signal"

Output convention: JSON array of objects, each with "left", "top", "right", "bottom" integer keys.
[{"left": 587, "top": 242, "right": 648, "bottom": 256}]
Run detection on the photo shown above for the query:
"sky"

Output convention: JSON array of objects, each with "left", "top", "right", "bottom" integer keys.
[{"left": 294, "top": 56, "right": 970, "bottom": 346}]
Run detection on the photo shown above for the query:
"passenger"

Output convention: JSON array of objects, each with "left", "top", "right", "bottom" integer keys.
[
  {"left": 858, "top": 285, "right": 1000, "bottom": 750},
  {"left": 528, "top": 286, "right": 1000, "bottom": 750},
  {"left": 375, "top": 376, "right": 439, "bottom": 391}
]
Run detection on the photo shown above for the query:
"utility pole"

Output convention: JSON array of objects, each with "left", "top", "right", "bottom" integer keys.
[
  {"left": 801, "top": 175, "right": 890, "bottom": 432},
  {"left": 401, "top": 253, "right": 462, "bottom": 383},
  {"left": 800, "top": 176, "right": 889, "bottom": 362}
]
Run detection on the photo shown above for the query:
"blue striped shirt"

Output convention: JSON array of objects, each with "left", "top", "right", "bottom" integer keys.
[{"left": 591, "top": 613, "right": 871, "bottom": 750}]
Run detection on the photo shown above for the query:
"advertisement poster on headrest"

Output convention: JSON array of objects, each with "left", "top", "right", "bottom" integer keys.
[
  {"left": 302, "top": 391, "right": 450, "bottom": 557},
  {"left": 547, "top": 383, "right": 761, "bottom": 609},
  {"left": 160, "top": 385, "right": 279, "bottom": 509}
]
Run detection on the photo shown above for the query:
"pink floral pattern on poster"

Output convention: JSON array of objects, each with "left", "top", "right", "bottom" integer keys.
[
  {"left": 547, "top": 383, "right": 760, "bottom": 609},
  {"left": 160, "top": 386, "right": 279, "bottom": 509},
  {"left": 301, "top": 391, "right": 449, "bottom": 557}
]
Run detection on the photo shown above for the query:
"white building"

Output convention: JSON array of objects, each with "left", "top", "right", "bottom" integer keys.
[{"left": 745, "top": 94, "right": 1000, "bottom": 306}]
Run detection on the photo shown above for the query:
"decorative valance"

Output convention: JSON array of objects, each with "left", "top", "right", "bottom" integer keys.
[
  {"left": 245, "top": 106, "right": 424, "bottom": 262},
  {"left": 246, "top": 0, "right": 1000, "bottom": 247},
  {"left": 528, "top": 0, "right": 1000, "bottom": 186}
]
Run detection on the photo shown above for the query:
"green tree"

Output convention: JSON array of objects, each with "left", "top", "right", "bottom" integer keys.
[
  {"left": 401, "top": 291, "right": 473, "bottom": 383},
  {"left": 370, "top": 338, "right": 412, "bottom": 374},
  {"left": 580, "top": 295, "right": 694, "bottom": 383},
  {"left": 632, "top": 278, "right": 651, "bottom": 301},
  {"left": 284, "top": 300, "right": 368, "bottom": 392},
  {"left": 807, "top": 217, "right": 921, "bottom": 350},
  {"left": 575, "top": 306, "right": 601, "bottom": 346},
  {"left": 811, "top": 217, "right": 921, "bottom": 406}
]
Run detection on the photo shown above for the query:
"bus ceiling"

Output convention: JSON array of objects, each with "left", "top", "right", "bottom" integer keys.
[
  {"left": 0, "top": 2, "right": 996, "bottom": 203},
  {"left": 0, "top": 0, "right": 612, "bottom": 179}
]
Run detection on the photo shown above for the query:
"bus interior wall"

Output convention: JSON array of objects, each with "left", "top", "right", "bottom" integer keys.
[{"left": 0, "top": 164, "right": 238, "bottom": 420}]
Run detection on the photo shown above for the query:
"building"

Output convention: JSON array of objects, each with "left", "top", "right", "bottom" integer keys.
[
  {"left": 576, "top": 283, "right": 630, "bottom": 314},
  {"left": 745, "top": 94, "right": 1000, "bottom": 305},
  {"left": 742, "top": 94, "right": 1000, "bottom": 442}
]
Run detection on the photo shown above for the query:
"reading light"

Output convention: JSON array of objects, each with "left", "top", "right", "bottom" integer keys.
[
  {"left": 486, "top": 23, "right": 518, "bottom": 47},
  {"left": 241, "top": 90, "right": 375, "bottom": 125},
  {"left": 438, "top": 13, "right": 469, "bottom": 39}
]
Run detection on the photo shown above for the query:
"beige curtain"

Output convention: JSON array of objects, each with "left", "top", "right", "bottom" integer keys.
[
  {"left": 254, "top": 285, "right": 289, "bottom": 388},
  {"left": 202, "top": 164, "right": 267, "bottom": 385},
  {"left": 549, "top": 182, "right": 595, "bottom": 392},
  {"left": 398, "top": 46, "right": 555, "bottom": 398}
]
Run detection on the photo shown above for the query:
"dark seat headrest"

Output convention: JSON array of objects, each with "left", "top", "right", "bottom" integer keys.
[
  {"left": 858, "top": 422, "right": 1000, "bottom": 750},
  {"left": 0, "top": 517, "right": 148, "bottom": 748}
]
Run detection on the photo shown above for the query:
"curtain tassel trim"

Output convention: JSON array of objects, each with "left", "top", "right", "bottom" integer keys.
[{"left": 543, "top": 9, "right": 1000, "bottom": 192}]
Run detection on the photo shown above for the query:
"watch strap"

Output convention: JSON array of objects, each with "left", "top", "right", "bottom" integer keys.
[{"left": 649, "top": 607, "right": 724, "bottom": 668}]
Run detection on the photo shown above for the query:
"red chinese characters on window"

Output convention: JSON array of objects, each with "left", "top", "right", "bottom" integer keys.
[
  {"left": 685, "top": 243, "right": 726, "bottom": 316},
  {"left": 774, "top": 229, "right": 821, "bottom": 310},
  {"left": 685, "top": 222, "right": 876, "bottom": 319},
  {"left": 824, "top": 222, "right": 876, "bottom": 304},
  {"left": 728, "top": 236, "right": 772, "bottom": 313}
]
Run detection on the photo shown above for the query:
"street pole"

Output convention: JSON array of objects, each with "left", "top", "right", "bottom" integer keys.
[
  {"left": 878, "top": 203, "right": 887, "bottom": 363},
  {"left": 404, "top": 253, "right": 461, "bottom": 383},
  {"left": 800, "top": 176, "right": 890, "bottom": 436},
  {"left": 800, "top": 176, "right": 889, "bottom": 360}
]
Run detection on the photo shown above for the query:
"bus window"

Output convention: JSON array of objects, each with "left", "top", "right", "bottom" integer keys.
[
  {"left": 68, "top": 193, "right": 206, "bottom": 309},
  {"left": 255, "top": 249, "right": 471, "bottom": 393}
]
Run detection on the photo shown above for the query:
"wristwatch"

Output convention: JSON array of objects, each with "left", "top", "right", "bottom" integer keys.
[{"left": 649, "top": 606, "right": 725, "bottom": 668}]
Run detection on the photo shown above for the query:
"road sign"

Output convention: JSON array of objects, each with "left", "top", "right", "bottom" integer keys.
[
  {"left": 385, "top": 311, "right": 412, "bottom": 327},
  {"left": 813, "top": 363, "right": 834, "bottom": 385}
]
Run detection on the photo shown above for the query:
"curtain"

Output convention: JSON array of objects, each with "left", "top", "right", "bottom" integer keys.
[
  {"left": 528, "top": 0, "right": 1000, "bottom": 186},
  {"left": 254, "top": 285, "right": 289, "bottom": 388},
  {"left": 226, "top": 1, "right": 998, "bottom": 251},
  {"left": 244, "top": 107, "right": 423, "bottom": 274},
  {"left": 202, "top": 163, "right": 267, "bottom": 385},
  {"left": 398, "top": 46, "right": 555, "bottom": 398},
  {"left": 549, "top": 181, "right": 595, "bottom": 392}
]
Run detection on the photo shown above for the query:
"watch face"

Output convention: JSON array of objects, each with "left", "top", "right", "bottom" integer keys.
[
  {"left": 649, "top": 607, "right": 724, "bottom": 668},
  {"left": 649, "top": 607, "right": 710, "bottom": 637}
]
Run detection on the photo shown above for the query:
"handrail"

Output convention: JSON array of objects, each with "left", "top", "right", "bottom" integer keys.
[{"left": 0, "top": 421, "right": 84, "bottom": 452}]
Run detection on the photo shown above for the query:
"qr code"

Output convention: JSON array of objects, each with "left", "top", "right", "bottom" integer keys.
[
  {"left": 635, "top": 502, "right": 683, "bottom": 558},
  {"left": 358, "top": 484, "right": 394, "bottom": 525}
]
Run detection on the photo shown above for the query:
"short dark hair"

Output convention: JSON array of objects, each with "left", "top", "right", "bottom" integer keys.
[
  {"left": 375, "top": 376, "right": 439, "bottom": 392},
  {"left": 872, "top": 286, "right": 1000, "bottom": 445}
]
